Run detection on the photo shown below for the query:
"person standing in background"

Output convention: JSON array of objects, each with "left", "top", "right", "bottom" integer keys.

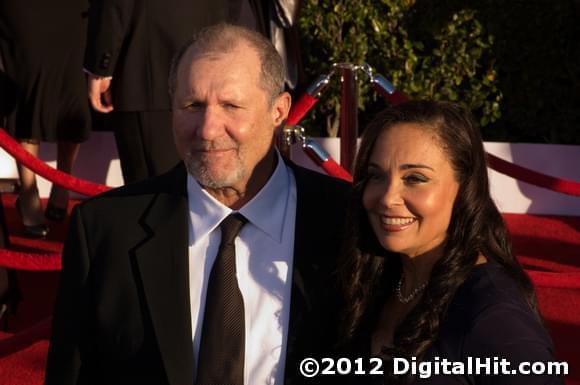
[{"left": 0, "top": 0, "right": 91, "bottom": 237}]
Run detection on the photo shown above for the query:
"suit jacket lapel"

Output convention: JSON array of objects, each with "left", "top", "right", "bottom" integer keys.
[{"left": 134, "top": 164, "right": 194, "bottom": 385}]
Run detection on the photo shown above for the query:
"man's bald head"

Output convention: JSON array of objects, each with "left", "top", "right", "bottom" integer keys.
[{"left": 168, "top": 23, "right": 285, "bottom": 105}]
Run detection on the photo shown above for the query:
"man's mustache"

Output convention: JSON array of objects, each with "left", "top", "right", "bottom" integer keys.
[{"left": 188, "top": 140, "right": 239, "bottom": 152}]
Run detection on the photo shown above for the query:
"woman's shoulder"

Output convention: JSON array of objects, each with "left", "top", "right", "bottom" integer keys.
[
  {"left": 437, "top": 262, "right": 555, "bottom": 359},
  {"left": 448, "top": 262, "right": 532, "bottom": 321}
]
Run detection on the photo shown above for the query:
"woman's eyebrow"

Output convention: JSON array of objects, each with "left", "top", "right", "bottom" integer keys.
[{"left": 400, "top": 163, "right": 434, "bottom": 171}]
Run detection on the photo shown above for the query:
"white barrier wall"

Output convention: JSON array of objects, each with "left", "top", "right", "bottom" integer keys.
[{"left": 1, "top": 133, "right": 579, "bottom": 216}]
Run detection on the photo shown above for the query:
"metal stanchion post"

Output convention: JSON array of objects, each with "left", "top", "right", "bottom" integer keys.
[
  {"left": 360, "top": 63, "right": 408, "bottom": 105},
  {"left": 335, "top": 63, "right": 358, "bottom": 172},
  {"left": 280, "top": 71, "right": 334, "bottom": 159},
  {"left": 276, "top": 129, "right": 292, "bottom": 159},
  {"left": 283, "top": 62, "right": 404, "bottom": 173},
  {"left": 282, "top": 125, "right": 353, "bottom": 182}
]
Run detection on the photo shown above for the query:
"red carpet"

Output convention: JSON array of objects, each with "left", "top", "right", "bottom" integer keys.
[
  {"left": 0, "top": 194, "right": 579, "bottom": 385},
  {"left": 504, "top": 213, "right": 580, "bottom": 384}
]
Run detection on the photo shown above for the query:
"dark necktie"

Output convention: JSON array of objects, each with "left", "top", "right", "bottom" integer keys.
[{"left": 196, "top": 214, "right": 247, "bottom": 385}]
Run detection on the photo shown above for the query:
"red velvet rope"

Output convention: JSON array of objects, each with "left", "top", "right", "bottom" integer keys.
[
  {"left": 287, "top": 94, "right": 319, "bottom": 125},
  {"left": 487, "top": 153, "right": 580, "bottom": 197},
  {"left": 0, "top": 250, "right": 61, "bottom": 271},
  {"left": 0, "top": 317, "right": 51, "bottom": 358},
  {"left": 318, "top": 158, "right": 353, "bottom": 183},
  {"left": 0, "top": 128, "right": 111, "bottom": 196},
  {"left": 303, "top": 153, "right": 352, "bottom": 182}
]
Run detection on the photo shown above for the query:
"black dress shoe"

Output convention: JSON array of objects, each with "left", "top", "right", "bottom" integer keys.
[
  {"left": 45, "top": 202, "right": 67, "bottom": 221},
  {"left": 15, "top": 197, "right": 50, "bottom": 238}
]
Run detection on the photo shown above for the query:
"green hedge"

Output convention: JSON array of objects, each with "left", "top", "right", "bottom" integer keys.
[{"left": 298, "top": 0, "right": 580, "bottom": 144}]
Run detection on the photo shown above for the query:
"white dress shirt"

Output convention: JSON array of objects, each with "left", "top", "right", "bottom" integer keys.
[{"left": 187, "top": 152, "right": 297, "bottom": 385}]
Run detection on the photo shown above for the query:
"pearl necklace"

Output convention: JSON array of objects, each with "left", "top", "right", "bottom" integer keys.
[{"left": 396, "top": 275, "right": 428, "bottom": 304}]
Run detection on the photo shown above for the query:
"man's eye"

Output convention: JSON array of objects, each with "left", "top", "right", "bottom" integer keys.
[{"left": 183, "top": 102, "right": 203, "bottom": 110}]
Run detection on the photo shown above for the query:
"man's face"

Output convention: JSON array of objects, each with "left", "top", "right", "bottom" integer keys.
[{"left": 172, "top": 42, "right": 289, "bottom": 194}]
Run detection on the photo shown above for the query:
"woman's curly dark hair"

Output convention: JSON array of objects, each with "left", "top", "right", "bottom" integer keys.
[{"left": 337, "top": 100, "right": 540, "bottom": 380}]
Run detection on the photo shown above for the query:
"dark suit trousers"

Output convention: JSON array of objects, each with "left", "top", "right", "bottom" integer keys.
[{"left": 109, "top": 110, "right": 180, "bottom": 184}]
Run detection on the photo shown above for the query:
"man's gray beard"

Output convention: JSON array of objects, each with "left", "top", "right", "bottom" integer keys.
[{"left": 184, "top": 155, "right": 245, "bottom": 189}]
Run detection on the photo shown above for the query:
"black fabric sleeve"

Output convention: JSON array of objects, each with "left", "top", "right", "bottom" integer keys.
[{"left": 84, "top": 0, "right": 135, "bottom": 76}]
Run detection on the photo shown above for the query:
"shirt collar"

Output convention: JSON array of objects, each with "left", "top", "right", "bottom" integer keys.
[{"left": 187, "top": 151, "right": 291, "bottom": 244}]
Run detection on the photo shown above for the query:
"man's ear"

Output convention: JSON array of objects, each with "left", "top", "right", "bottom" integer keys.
[{"left": 271, "top": 91, "right": 292, "bottom": 126}]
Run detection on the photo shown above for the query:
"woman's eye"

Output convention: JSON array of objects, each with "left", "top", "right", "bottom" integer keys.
[
  {"left": 366, "top": 171, "right": 384, "bottom": 182},
  {"left": 403, "top": 174, "right": 428, "bottom": 184}
]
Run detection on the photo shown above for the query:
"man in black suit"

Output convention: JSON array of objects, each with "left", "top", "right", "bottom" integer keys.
[
  {"left": 46, "top": 24, "right": 350, "bottom": 385},
  {"left": 85, "top": 0, "right": 264, "bottom": 183}
]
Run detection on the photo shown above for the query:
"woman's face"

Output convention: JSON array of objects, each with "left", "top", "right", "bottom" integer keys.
[{"left": 362, "top": 123, "right": 460, "bottom": 258}]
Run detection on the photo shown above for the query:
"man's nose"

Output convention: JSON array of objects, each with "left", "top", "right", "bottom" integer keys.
[{"left": 196, "top": 107, "right": 224, "bottom": 140}]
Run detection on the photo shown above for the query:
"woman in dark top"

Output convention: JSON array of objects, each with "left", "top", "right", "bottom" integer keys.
[
  {"left": 337, "top": 100, "right": 563, "bottom": 384},
  {"left": 0, "top": 0, "right": 91, "bottom": 237}
]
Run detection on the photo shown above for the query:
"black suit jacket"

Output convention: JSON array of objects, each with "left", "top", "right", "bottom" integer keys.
[
  {"left": 84, "top": 0, "right": 266, "bottom": 111},
  {"left": 45, "top": 161, "right": 350, "bottom": 385}
]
